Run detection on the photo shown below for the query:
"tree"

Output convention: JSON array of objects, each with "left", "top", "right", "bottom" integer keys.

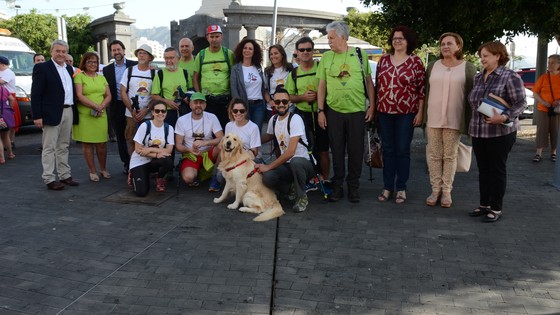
[
  {"left": 343, "top": 9, "right": 390, "bottom": 51},
  {"left": 0, "top": 10, "right": 94, "bottom": 64}
]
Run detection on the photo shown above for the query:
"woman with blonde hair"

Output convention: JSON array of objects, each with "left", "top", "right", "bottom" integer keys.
[
  {"left": 424, "top": 32, "right": 476, "bottom": 207},
  {"left": 532, "top": 54, "right": 560, "bottom": 162}
]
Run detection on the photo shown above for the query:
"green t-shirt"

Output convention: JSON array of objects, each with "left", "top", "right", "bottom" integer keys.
[
  {"left": 285, "top": 62, "right": 320, "bottom": 113},
  {"left": 178, "top": 58, "right": 196, "bottom": 90},
  {"left": 151, "top": 69, "right": 188, "bottom": 108},
  {"left": 316, "top": 47, "right": 371, "bottom": 113},
  {"left": 193, "top": 47, "right": 234, "bottom": 96}
]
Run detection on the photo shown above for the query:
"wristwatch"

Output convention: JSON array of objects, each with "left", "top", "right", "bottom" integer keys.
[{"left": 318, "top": 108, "right": 325, "bottom": 113}]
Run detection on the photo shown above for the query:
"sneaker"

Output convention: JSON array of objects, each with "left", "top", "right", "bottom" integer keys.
[
  {"left": 156, "top": 177, "right": 166, "bottom": 192},
  {"left": 127, "top": 171, "right": 133, "bottom": 188},
  {"left": 292, "top": 194, "right": 308, "bottom": 213},
  {"left": 305, "top": 181, "right": 318, "bottom": 192},
  {"left": 188, "top": 179, "right": 200, "bottom": 187},
  {"left": 208, "top": 176, "right": 221, "bottom": 192},
  {"left": 288, "top": 183, "right": 297, "bottom": 201}
]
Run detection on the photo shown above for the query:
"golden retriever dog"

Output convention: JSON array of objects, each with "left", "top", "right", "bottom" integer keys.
[{"left": 213, "top": 133, "right": 284, "bottom": 221}]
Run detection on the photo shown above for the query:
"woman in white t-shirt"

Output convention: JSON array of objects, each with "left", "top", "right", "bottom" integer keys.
[
  {"left": 129, "top": 102, "right": 175, "bottom": 196},
  {"left": 264, "top": 44, "right": 294, "bottom": 120},
  {"left": 224, "top": 99, "right": 262, "bottom": 158}
]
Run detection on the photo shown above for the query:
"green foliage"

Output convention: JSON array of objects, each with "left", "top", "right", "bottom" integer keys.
[
  {"left": 0, "top": 10, "right": 94, "bottom": 65},
  {"left": 343, "top": 9, "right": 391, "bottom": 52}
]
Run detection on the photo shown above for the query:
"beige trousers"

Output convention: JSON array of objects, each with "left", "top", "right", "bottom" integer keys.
[
  {"left": 426, "top": 127, "right": 461, "bottom": 193},
  {"left": 41, "top": 107, "right": 73, "bottom": 184}
]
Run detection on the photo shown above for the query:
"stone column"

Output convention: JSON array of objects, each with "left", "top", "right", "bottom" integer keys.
[
  {"left": 244, "top": 25, "right": 258, "bottom": 39},
  {"left": 101, "top": 37, "right": 108, "bottom": 64},
  {"left": 227, "top": 24, "right": 242, "bottom": 49}
]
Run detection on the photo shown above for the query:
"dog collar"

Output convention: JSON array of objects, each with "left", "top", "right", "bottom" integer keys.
[
  {"left": 247, "top": 167, "right": 259, "bottom": 178},
  {"left": 225, "top": 159, "right": 247, "bottom": 172}
]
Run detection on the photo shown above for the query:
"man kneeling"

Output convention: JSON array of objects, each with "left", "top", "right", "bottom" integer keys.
[{"left": 257, "top": 85, "right": 314, "bottom": 212}]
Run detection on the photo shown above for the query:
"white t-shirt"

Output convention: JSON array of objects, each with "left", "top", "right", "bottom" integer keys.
[
  {"left": 120, "top": 66, "right": 154, "bottom": 118},
  {"left": 266, "top": 67, "right": 290, "bottom": 111},
  {"left": 0, "top": 68, "right": 16, "bottom": 93},
  {"left": 242, "top": 65, "right": 263, "bottom": 100},
  {"left": 129, "top": 121, "right": 175, "bottom": 169},
  {"left": 266, "top": 113, "right": 309, "bottom": 162},
  {"left": 175, "top": 112, "right": 222, "bottom": 152},
  {"left": 225, "top": 120, "right": 261, "bottom": 151}
]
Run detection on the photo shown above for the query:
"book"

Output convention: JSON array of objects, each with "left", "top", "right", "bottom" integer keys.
[{"left": 477, "top": 93, "right": 513, "bottom": 127}]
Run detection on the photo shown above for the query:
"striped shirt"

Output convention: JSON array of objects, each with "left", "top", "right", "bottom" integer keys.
[{"left": 468, "top": 66, "right": 526, "bottom": 138}]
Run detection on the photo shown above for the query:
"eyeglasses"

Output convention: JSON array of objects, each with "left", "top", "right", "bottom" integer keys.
[
  {"left": 273, "top": 99, "right": 290, "bottom": 105},
  {"left": 231, "top": 109, "right": 246, "bottom": 114},
  {"left": 392, "top": 37, "right": 406, "bottom": 42},
  {"left": 297, "top": 48, "right": 313, "bottom": 52},
  {"left": 153, "top": 109, "right": 167, "bottom": 114}
]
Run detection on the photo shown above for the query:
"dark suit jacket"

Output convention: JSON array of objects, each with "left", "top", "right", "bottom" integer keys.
[
  {"left": 31, "top": 60, "right": 77, "bottom": 126},
  {"left": 102, "top": 59, "right": 138, "bottom": 108}
]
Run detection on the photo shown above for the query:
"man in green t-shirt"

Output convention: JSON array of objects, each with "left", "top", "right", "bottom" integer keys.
[
  {"left": 151, "top": 47, "right": 188, "bottom": 128},
  {"left": 286, "top": 36, "right": 330, "bottom": 185},
  {"left": 316, "top": 21, "right": 375, "bottom": 203},
  {"left": 193, "top": 24, "right": 235, "bottom": 129},
  {"left": 178, "top": 37, "right": 195, "bottom": 91}
]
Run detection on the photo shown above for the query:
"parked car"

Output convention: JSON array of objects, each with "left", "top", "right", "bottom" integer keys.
[
  {"left": 520, "top": 87, "right": 534, "bottom": 119},
  {"left": 369, "top": 60, "right": 377, "bottom": 83},
  {"left": 517, "top": 68, "right": 536, "bottom": 90}
]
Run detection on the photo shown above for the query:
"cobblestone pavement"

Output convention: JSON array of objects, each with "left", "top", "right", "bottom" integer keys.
[{"left": 1, "top": 125, "right": 559, "bottom": 315}]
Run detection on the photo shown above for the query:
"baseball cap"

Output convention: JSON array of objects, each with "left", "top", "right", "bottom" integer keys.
[
  {"left": 207, "top": 25, "right": 222, "bottom": 34},
  {"left": 0, "top": 56, "right": 9, "bottom": 65},
  {"left": 190, "top": 92, "right": 207, "bottom": 102},
  {"left": 134, "top": 44, "right": 154, "bottom": 60}
]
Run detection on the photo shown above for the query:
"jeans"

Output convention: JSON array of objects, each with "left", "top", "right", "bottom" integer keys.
[
  {"left": 248, "top": 100, "right": 265, "bottom": 133},
  {"left": 377, "top": 112, "right": 416, "bottom": 191}
]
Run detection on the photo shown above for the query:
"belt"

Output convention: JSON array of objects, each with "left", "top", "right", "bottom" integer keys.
[
  {"left": 248, "top": 99, "right": 263, "bottom": 104},
  {"left": 63, "top": 105, "right": 72, "bottom": 108}
]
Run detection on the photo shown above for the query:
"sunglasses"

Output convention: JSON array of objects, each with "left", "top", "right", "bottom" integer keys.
[
  {"left": 153, "top": 109, "right": 167, "bottom": 114},
  {"left": 273, "top": 99, "right": 290, "bottom": 105},
  {"left": 231, "top": 109, "right": 246, "bottom": 114},
  {"left": 297, "top": 48, "right": 313, "bottom": 52}
]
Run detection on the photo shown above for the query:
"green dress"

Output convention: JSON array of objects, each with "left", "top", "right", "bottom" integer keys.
[{"left": 72, "top": 72, "right": 109, "bottom": 143}]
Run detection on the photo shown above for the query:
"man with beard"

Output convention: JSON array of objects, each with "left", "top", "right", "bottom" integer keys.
[
  {"left": 193, "top": 25, "right": 234, "bottom": 129},
  {"left": 178, "top": 37, "right": 195, "bottom": 92},
  {"left": 103, "top": 40, "right": 138, "bottom": 174},
  {"left": 174, "top": 92, "right": 223, "bottom": 186},
  {"left": 120, "top": 44, "right": 156, "bottom": 157},
  {"left": 257, "top": 85, "right": 314, "bottom": 213},
  {"left": 151, "top": 47, "right": 188, "bottom": 128}
]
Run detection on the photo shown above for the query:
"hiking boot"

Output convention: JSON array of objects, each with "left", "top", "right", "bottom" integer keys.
[
  {"left": 188, "top": 179, "right": 200, "bottom": 187},
  {"left": 348, "top": 188, "right": 360, "bottom": 203},
  {"left": 288, "top": 183, "right": 297, "bottom": 201},
  {"left": 156, "top": 177, "right": 166, "bottom": 192},
  {"left": 329, "top": 185, "right": 343, "bottom": 202},
  {"left": 208, "top": 176, "right": 221, "bottom": 192},
  {"left": 292, "top": 194, "right": 309, "bottom": 213}
]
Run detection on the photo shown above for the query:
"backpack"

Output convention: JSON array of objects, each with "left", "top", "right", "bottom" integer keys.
[
  {"left": 272, "top": 112, "right": 316, "bottom": 166},
  {"left": 125, "top": 66, "right": 156, "bottom": 94},
  {"left": 291, "top": 60, "right": 320, "bottom": 95},
  {"left": 198, "top": 47, "right": 231, "bottom": 74},
  {"left": 157, "top": 68, "right": 189, "bottom": 96},
  {"left": 143, "top": 120, "right": 170, "bottom": 148}
]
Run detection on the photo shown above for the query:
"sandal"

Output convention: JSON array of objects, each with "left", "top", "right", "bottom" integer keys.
[
  {"left": 533, "top": 154, "right": 541, "bottom": 162},
  {"left": 89, "top": 173, "right": 100, "bottom": 182},
  {"left": 8, "top": 153, "right": 15, "bottom": 159},
  {"left": 425, "top": 191, "right": 441, "bottom": 206},
  {"left": 0, "top": 157, "right": 5, "bottom": 164},
  {"left": 552, "top": 153, "right": 557, "bottom": 162},
  {"left": 440, "top": 192, "right": 452, "bottom": 208},
  {"left": 469, "top": 206, "right": 490, "bottom": 217},
  {"left": 377, "top": 189, "right": 391, "bottom": 202},
  {"left": 483, "top": 210, "right": 502, "bottom": 223},
  {"left": 395, "top": 190, "right": 406, "bottom": 204},
  {"left": 99, "top": 170, "right": 111, "bottom": 179}
]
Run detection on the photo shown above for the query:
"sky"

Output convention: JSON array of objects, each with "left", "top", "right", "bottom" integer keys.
[{"left": 1, "top": 0, "right": 558, "bottom": 68}]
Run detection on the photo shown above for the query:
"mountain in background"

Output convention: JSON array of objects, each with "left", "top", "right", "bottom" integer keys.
[{"left": 132, "top": 25, "right": 170, "bottom": 47}]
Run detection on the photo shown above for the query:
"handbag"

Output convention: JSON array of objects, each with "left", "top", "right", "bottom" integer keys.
[
  {"left": 364, "top": 126, "right": 383, "bottom": 168},
  {"left": 456, "top": 142, "right": 472, "bottom": 173},
  {"left": 547, "top": 73, "right": 560, "bottom": 115}
]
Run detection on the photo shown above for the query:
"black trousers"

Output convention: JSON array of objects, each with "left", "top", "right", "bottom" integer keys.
[
  {"left": 472, "top": 132, "right": 516, "bottom": 211},
  {"left": 206, "top": 95, "right": 231, "bottom": 130},
  {"left": 130, "top": 156, "right": 174, "bottom": 197},
  {"left": 110, "top": 100, "right": 130, "bottom": 167},
  {"left": 327, "top": 109, "right": 365, "bottom": 190}
]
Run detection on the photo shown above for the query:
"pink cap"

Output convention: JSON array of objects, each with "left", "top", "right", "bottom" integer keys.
[{"left": 207, "top": 25, "right": 222, "bottom": 34}]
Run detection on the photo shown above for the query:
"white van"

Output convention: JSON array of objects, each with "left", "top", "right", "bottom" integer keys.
[{"left": 0, "top": 28, "right": 35, "bottom": 125}]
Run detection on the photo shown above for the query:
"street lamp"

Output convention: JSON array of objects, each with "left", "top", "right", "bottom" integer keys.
[{"left": 14, "top": 4, "right": 20, "bottom": 15}]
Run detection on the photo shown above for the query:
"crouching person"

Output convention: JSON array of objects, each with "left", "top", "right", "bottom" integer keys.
[
  {"left": 129, "top": 102, "right": 175, "bottom": 196},
  {"left": 175, "top": 92, "right": 224, "bottom": 186},
  {"left": 257, "top": 85, "right": 314, "bottom": 212}
]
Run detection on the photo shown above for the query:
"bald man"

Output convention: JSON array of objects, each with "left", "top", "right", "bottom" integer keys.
[{"left": 178, "top": 37, "right": 195, "bottom": 91}]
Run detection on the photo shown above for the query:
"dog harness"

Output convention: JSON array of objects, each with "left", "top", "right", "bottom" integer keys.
[{"left": 225, "top": 159, "right": 247, "bottom": 172}]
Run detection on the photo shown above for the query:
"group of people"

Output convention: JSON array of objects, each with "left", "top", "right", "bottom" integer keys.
[{"left": 31, "top": 20, "right": 554, "bottom": 223}]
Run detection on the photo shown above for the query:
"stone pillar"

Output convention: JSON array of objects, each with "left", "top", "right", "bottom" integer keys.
[
  {"left": 101, "top": 37, "right": 109, "bottom": 64},
  {"left": 244, "top": 25, "right": 258, "bottom": 39},
  {"left": 228, "top": 24, "right": 242, "bottom": 49}
]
